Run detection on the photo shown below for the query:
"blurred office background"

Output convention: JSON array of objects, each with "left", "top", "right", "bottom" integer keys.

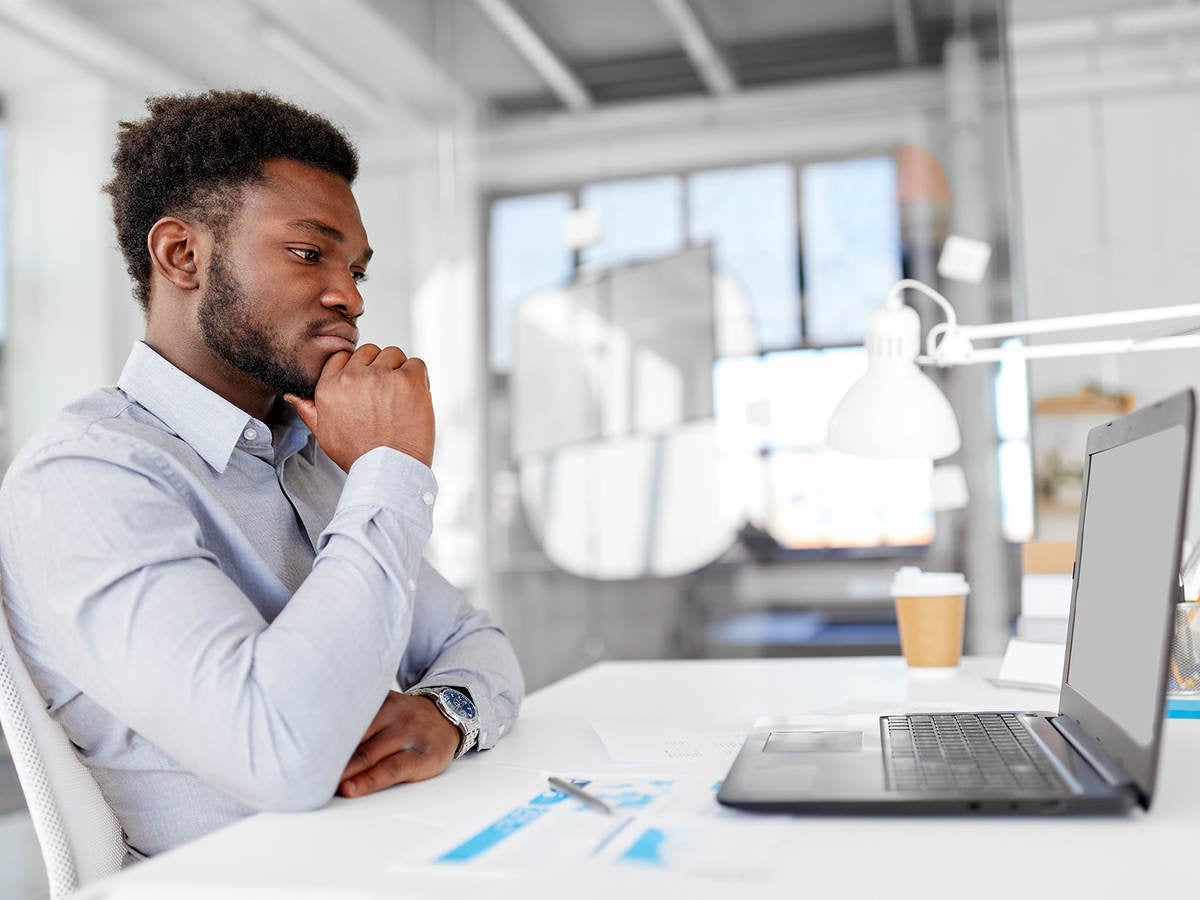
[{"left": 3, "top": 0, "right": 1200, "bottom": 894}]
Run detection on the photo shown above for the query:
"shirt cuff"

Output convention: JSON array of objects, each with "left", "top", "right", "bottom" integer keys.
[{"left": 341, "top": 447, "right": 439, "bottom": 526}]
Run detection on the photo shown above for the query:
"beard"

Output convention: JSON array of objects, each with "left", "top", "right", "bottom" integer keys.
[{"left": 198, "top": 249, "right": 318, "bottom": 400}]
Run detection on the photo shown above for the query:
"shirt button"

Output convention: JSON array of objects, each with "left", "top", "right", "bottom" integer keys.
[
  {"left": 243, "top": 428, "right": 258, "bottom": 441},
  {"left": 408, "top": 578, "right": 417, "bottom": 592},
  {"left": 422, "top": 491, "right": 435, "bottom": 506}
]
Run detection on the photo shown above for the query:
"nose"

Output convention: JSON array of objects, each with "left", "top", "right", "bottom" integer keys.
[{"left": 321, "top": 269, "right": 364, "bottom": 320}]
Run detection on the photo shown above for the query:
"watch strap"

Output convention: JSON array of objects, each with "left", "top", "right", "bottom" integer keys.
[{"left": 407, "top": 686, "right": 480, "bottom": 759}]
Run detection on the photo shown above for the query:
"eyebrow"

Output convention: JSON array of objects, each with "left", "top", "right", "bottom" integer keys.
[{"left": 287, "top": 218, "right": 374, "bottom": 262}]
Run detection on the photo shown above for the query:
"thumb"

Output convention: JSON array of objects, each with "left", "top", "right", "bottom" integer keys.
[{"left": 283, "top": 393, "right": 318, "bottom": 431}]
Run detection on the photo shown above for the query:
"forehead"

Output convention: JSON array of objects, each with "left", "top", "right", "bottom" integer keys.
[{"left": 233, "top": 158, "right": 367, "bottom": 244}]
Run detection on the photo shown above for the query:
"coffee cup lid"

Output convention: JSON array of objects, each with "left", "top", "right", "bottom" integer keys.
[{"left": 891, "top": 566, "right": 970, "bottom": 597}]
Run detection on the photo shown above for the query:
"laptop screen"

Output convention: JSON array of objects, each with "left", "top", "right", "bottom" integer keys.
[{"left": 1064, "top": 423, "right": 1188, "bottom": 746}]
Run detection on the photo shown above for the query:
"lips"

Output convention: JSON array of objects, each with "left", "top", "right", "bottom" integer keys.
[{"left": 312, "top": 323, "right": 358, "bottom": 353}]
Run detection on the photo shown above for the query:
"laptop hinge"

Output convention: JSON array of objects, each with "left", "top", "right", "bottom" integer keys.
[{"left": 1048, "top": 715, "right": 1130, "bottom": 788}]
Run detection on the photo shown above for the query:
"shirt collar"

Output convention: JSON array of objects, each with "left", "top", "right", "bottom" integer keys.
[{"left": 117, "top": 341, "right": 314, "bottom": 473}]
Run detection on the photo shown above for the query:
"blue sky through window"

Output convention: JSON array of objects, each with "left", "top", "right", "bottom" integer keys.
[
  {"left": 580, "top": 176, "right": 684, "bottom": 270},
  {"left": 688, "top": 164, "right": 799, "bottom": 351},
  {"left": 801, "top": 156, "right": 901, "bottom": 344},
  {"left": 489, "top": 192, "right": 573, "bottom": 372}
]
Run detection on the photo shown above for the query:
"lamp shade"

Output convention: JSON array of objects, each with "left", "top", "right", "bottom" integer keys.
[{"left": 826, "top": 303, "right": 961, "bottom": 460}]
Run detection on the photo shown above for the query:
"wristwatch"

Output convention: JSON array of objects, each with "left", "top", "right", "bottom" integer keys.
[{"left": 406, "top": 686, "right": 480, "bottom": 759}]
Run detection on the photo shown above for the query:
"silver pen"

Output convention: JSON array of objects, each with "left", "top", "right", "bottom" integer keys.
[{"left": 546, "top": 775, "right": 615, "bottom": 815}]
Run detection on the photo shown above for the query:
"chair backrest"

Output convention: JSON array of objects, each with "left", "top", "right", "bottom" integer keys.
[{"left": 0, "top": 600, "right": 126, "bottom": 898}]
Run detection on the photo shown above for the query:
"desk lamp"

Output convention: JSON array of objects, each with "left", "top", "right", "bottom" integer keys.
[{"left": 827, "top": 278, "right": 1200, "bottom": 460}]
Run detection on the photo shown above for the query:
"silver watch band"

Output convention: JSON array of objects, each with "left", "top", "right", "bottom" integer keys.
[{"left": 407, "top": 686, "right": 480, "bottom": 759}]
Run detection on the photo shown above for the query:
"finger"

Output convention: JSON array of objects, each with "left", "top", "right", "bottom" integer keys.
[
  {"left": 347, "top": 343, "right": 382, "bottom": 367},
  {"left": 318, "top": 349, "right": 353, "bottom": 379},
  {"left": 354, "top": 691, "right": 405, "bottom": 749},
  {"left": 340, "top": 722, "right": 410, "bottom": 782},
  {"left": 400, "top": 357, "right": 429, "bottom": 389},
  {"left": 340, "top": 750, "right": 428, "bottom": 797},
  {"left": 282, "top": 394, "right": 318, "bottom": 431},
  {"left": 373, "top": 346, "right": 408, "bottom": 369}
]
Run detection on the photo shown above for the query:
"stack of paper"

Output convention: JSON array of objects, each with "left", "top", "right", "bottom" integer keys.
[
  {"left": 996, "top": 542, "right": 1075, "bottom": 691},
  {"left": 1014, "top": 541, "right": 1074, "bottom": 644}
]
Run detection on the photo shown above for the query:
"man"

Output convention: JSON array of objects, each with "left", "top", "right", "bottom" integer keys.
[{"left": 0, "top": 90, "right": 523, "bottom": 861}]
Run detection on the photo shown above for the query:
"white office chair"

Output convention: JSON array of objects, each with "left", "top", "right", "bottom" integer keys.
[{"left": 0, "top": 600, "right": 126, "bottom": 897}]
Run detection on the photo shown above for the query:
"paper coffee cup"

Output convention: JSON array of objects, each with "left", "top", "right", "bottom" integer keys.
[{"left": 891, "top": 567, "right": 970, "bottom": 668}]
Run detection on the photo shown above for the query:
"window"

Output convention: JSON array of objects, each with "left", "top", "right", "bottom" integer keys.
[
  {"left": 995, "top": 339, "right": 1035, "bottom": 542},
  {"left": 580, "top": 175, "right": 684, "bottom": 271},
  {"left": 688, "top": 164, "right": 799, "bottom": 351},
  {"left": 714, "top": 348, "right": 933, "bottom": 550},
  {"left": 488, "top": 192, "right": 573, "bottom": 373},
  {"left": 487, "top": 151, "right": 1022, "bottom": 566},
  {"left": 800, "top": 156, "right": 902, "bottom": 345}
]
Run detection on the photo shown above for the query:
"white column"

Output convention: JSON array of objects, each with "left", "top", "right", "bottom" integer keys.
[
  {"left": 4, "top": 80, "right": 142, "bottom": 463},
  {"left": 943, "top": 35, "right": 1014, "bottom": 654},
  {"left": 356, "top": 108, "right": 487, "bottom": 606}
]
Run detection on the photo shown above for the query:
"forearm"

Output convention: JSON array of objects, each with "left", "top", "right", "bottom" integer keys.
[
  {"left": 398, "top": 561, "right": 525, "bottom": 751},
  {"left": 406, "top": 617, "right": 525, "bottom": 750},
  {"left": 4, "top": 446, "right": 437, "bottom": 812}
]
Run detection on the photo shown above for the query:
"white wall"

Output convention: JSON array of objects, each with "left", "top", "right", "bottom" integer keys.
[
  {"left": 1010, "top": 0, "right": 1200, "bottom": 538},
  {"left": 3, "top": 77, "right": 145, "bottom": 459}
]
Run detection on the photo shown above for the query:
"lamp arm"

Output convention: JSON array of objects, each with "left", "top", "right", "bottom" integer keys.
[
  {"left": 921, "top": 332, "right": 1200, "bottom": 366},
  {"left": 912, "top": 282, "right": 1200, "bottom": 366},
  {"left": 955, "top": 303, "right": 1200, "bottom": 342}
]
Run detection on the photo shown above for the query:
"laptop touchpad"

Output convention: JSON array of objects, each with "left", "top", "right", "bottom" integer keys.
[{"left": 764, "top": 730, "right": 863, "bottom": 753}]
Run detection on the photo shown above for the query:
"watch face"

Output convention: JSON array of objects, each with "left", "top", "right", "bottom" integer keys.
[{"left": 441, "top": 689, "right": 477, "bottom": 721}]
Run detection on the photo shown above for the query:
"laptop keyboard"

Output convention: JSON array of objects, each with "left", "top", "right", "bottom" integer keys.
[{"left": 883, "top": 713, "right": 1071, "bottom": 794}]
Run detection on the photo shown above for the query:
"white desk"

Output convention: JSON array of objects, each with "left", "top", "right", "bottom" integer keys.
[{"left": 79, "top": 657, "right": 1197, "bottom": 899}]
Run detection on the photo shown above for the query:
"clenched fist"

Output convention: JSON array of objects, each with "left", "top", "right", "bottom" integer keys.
[{"left": 285, "top": 343, "right": 434, "bottom": 471}]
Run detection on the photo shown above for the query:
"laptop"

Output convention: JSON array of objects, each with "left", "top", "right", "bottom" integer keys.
[{"left": 718, "top": 389, "right": 1194, "bottom": 815}]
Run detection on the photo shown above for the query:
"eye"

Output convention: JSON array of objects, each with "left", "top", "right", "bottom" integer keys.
[
  {"left": 352, "top": 271, "right": 369, "bottom": 284},
  {"left": 289, "top": 247, "right": 320, "bottom": 262}
]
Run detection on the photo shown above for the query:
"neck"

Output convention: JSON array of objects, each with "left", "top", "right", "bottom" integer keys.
[{"left": 144, "top": 319, "right": 275, "bottom": 421}]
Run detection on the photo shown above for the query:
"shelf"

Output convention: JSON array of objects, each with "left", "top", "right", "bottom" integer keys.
[{"left": 1034, "top": 388, "right": 1135, "bottom": 417}]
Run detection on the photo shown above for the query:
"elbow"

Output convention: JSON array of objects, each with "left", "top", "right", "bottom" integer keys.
[
  {"left": 261, "top": 779, "right": 337, "bottom": 814},
  {"left": 234, "top": 765, "right": 341, "bottom": 813}
]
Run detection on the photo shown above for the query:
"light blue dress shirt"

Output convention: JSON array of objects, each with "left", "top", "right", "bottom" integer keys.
[{"left": 0, "top": 342, "right": 524, "bottom": 858}]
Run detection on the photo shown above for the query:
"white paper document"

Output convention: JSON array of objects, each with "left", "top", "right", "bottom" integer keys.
[
  {"left": 428, "top": 774, "right": 782, "bottom": 878},
  {"left": 589, "top": 719, "right": 748, "bottom": 763},
  {"left": 993, "top": 638, "right": 1065, "bottom": 691}
]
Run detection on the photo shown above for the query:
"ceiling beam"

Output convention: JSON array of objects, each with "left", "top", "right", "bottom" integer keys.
[
  {"left": 653, "top": 0, "right": 737, "bottom": 95},
  {"left": 239, "top": 0, "right": 473, "bottom": 126},
  {"left": 0, "top": 0, "right": 195, "bottom": 95},
  {"left": 471, "top": 0, "right": 593, "bottom": 112},
  {"left": 891, "top": 0, "right": 921, "bottom": 66}
]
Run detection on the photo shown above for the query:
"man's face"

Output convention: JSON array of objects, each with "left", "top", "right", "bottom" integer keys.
[{"left": 197, "top": 158, "right": 372, "bottom": 400}]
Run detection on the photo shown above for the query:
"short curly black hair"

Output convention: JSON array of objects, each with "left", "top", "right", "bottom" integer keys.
[{"left": 104, "top": 90, "right": 359, "bottom": 312}]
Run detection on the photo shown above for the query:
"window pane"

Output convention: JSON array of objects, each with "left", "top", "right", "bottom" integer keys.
[
  {"left": 801, "top": 156, "right": 902, "bottom": 344},
  {"left": 766, "top": 450, "right": 933, "bottom": 549},
  {"left": 688, "top": 164, "right": 800, "bottom": 351},
  {"left": 489, "top": 192, "right": 573, "bottom": 373},
  {"left": 580, "top": 176, "right": 684, "bottom": 270},
  {"left": 713, "top": 355, "right": 768, "bottom": 454},
  {"left": 999, "top": 440, "right": 1035, "bottom": 543},
  {"left": 763, "top": 347, "right": 866, "bottom": 448},
  {"left": 995, "top": 339, "right": 1031, "bottom": 441}
]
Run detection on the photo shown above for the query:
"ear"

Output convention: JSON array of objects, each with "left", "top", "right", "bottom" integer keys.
[{"left": 147, "top": 216, "right": 204, "bottom": 292}]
